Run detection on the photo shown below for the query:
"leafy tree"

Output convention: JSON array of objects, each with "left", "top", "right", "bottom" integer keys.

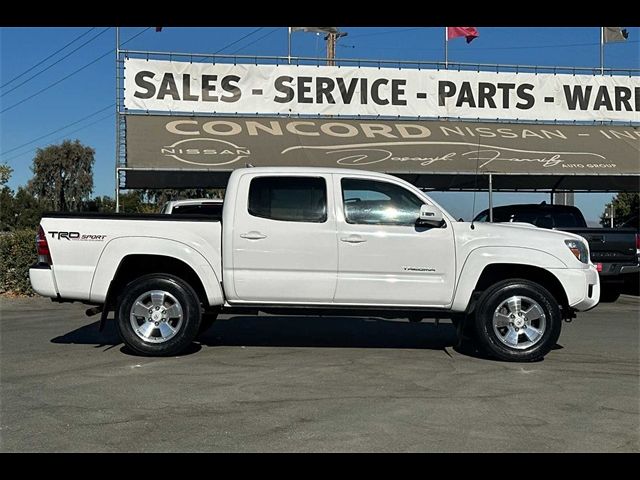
[
  {"left": 14, "top": 187, "right": 45, "bottom": 229},
  {"left": 0, "top": 186, "right": 15, "bottom": 231},
  {"left": 29, "top": 140, "right": 95, "bottom": 211},
  {"left": 600, "top": 193, "right": 640, "bottom": 227},
  {"left": 140, "top": 188, "right": 224, "bottom": 208},
  {"left": 118, "top": 190, "right": 145, "bottom": 213},
  {"left": 116, "top": 188, "right": 224, "bottom": 213},
  {"left": 0, "top": 187, "right": 45, "bottom": 232},
  {"left": 81, "top": 195, "right": 116, "bottom": 213},
  {"left": 0, "top": 163, "right": 13, "bottom": 186}
]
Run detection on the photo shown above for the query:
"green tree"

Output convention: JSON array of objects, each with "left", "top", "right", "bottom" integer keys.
[
  {"left": 0, "top": 163, "right": 13, "bottom": 186},
  {"left": 140, "top": 188, "right": 224, "bottom": 209},
  {"left": 600, "top": 192, "right": 640, "bottom": 227},
  {"left": 85, "top": 195, "right": 116, "bottom": 213},
  {"left": 118, "top": 190, "right": 145, "bottom": 213},
  {"left": 0, "top": 186, "right": 15, "bottom": 231},
  {"left": 14, "top": 187, "right": 44, "bottom": 229},
  {"left": 29, "top": 139, "right": 95, "bottom": 211}
]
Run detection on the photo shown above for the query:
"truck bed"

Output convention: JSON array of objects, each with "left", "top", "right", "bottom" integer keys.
[{"left": 39, "top": 212, "right": 223, "bottom": 303}]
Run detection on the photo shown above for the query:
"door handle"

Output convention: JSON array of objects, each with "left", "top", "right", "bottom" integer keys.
[
  {"left": 240, "top": 231, "right": 267, "bottom": 240},
  {"left": 340, "top": 235, "right": 366, "bottom": 244}
]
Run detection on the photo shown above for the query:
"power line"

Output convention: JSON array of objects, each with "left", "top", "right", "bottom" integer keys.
[
  {"left": 0, "top": 27, "right": 96, "bottom": 89},
  {"left": 3, "top": 27, "right": 111, "bottom": 96},
  {"left": 3, "top": 111, "right": 115, "bottom": 164},
  {"left": 0, "top": 28, "right": 150, "bottom": 115},
  {"left": 230, "top": 28, "right": 279, "bottom": 54},
  {"left": 1, "top": 104, "right": 114, "bottom": 157},
  {"left": 356, "top": 40, "right": 640, "bottom": 53},
  {"left": 214, "top": 27, "right": 264, "bottom": 54},
  {"left": 349, "top": 27, "right": 423, "bottom": 39},
  {"left": 197, "top": 27, "right": 265, "bottom": 61}
]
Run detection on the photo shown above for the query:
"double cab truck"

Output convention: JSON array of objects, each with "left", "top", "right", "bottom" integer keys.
[{"left": 30, "top": 167, "right": 600, "bottom": 361}]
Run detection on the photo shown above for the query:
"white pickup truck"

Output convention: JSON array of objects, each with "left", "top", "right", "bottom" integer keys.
[{"left": 30, "top": 167, "right": 600, "bottom": 361}]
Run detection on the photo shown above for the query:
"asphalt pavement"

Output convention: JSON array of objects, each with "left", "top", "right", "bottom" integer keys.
[{"left": 1, "top": 295, "right": 638, "bottom": 452}]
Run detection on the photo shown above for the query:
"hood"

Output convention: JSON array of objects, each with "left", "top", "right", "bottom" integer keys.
[
  {"left": 452, "top": 221, "right": 590, "bottom": 268},
  {"left": 475, "top": 221, "right": 587, "bottom": 242}
]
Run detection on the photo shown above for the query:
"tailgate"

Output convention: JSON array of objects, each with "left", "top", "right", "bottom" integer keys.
[{"left": 568, "top": 228, "right": 637, "bottom": 264}]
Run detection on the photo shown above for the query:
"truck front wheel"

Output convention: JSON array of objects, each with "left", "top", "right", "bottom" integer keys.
[
  {"left": 473, "top": 279, "right": 562, "bottom": 362},
  {"left": 116, "top": 274, "right": 202, "bottom": 356}
]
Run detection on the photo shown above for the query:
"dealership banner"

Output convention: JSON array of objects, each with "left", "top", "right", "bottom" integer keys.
[
  {"left": 125, "top": 115, "right": 640, "bottom": 175},
  {"left": 124, "top": 59, "right": 640, "bottom": 123}
]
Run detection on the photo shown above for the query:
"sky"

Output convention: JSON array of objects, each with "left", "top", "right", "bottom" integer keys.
[{"left": 1, "top": 26, "right": 639, "bottom": 223}]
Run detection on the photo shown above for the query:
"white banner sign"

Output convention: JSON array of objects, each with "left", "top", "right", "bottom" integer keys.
[{"left": 124, "top": 59, "right": 640, "bottom": 123}]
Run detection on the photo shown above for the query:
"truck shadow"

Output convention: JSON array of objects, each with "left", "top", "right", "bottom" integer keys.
[{"left": 51, "top": 315, "right": 541, "bottom": 361}]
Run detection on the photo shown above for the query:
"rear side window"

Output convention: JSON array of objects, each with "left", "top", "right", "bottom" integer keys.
[{"left": 248, "top": 176, "right": 327, "bottom": 223}]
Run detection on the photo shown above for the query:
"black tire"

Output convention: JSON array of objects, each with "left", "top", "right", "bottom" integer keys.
[
  {"left": 116, "top": 274, "right": 202, "bottom": 356},
  {"left": 599, "top": 285, "right": 621, "bottom": 303},
  {"left": 473, "top": 279, "right": 562, "bottom": 362}
]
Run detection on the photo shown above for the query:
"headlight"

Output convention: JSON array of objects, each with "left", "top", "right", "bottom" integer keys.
[{"left": 565, "top": 239, "right": 589, "bottom": 263}]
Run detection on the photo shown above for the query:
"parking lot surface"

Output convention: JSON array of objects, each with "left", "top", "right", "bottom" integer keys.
[{"left": 1, "top": 295, "right": 638, "bottom": 452}]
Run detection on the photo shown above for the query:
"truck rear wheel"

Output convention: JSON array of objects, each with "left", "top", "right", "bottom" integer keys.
[
  {"left": 116, "top": 274, "right": 202, "bottom": 356},
  {"left": 473, "top": 279, "right": 562, "bottom": 362}
]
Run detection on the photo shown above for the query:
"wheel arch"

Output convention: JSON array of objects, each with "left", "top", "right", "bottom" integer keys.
[
  {"left": 462, "top": 263, "right": 569, "bottom": 315},
  {"left": 107, "top": 255, "right": 210, "bottom": 307},
  {"left": 90, "top": 237, "right": 224, "bottom": 307},
  {"left": 451, "top": 247, "right": 569, "bottom": 313}
]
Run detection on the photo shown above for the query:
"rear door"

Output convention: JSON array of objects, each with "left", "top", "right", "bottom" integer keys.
[{"left": 230, "top": 174, "right": 338, "bottom": 303}]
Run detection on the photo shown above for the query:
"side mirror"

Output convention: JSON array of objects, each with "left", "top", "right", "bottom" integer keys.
[{"left": 417, "top": 204, "right": 445, "bottom": 227}]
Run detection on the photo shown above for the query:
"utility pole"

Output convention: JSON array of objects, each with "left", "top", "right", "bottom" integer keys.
[
  {"left": 326, "top": 33, "right": 336, "bottom": 66},
  {"left": 326, "top": 31, "right": 347, "bottom": 66}
]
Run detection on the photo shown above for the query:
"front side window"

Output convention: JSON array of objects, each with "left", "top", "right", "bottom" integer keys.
[
  {"left": 341, "top": 178, "right": 424, "bottom": 226},
  {"left": 248, "top": 176, "right": 327, "bottom": 223}
]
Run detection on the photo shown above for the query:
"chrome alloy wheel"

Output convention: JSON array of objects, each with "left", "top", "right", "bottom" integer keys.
[
  {"left": 492, "top": 295, "right": 546, "bottom": 350},
  {"left": 129, "top": 290, "right": 184, "bottom": 344}
]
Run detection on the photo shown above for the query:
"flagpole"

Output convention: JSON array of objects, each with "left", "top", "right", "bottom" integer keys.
[
  {"left": 444, "top": 27, "right": 448, "bottom": 69},
  {"left": 600, "top": 27, "right": 604, "bottom": 75},
  {"left": 287, "top": 27, "right": 292, "bottom": 65}
]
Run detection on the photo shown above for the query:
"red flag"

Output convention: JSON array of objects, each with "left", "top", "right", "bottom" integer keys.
[{"left": 447, "top": 27, "right": 479, "bottom": 43}]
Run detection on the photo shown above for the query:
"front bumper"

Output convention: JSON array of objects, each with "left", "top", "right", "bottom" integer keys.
[
  {"left": 549, "top": 264, "right": 600, "bottom": 311},
  {"left": 29, "top": 264, "right": 59, "bottom": 298}
]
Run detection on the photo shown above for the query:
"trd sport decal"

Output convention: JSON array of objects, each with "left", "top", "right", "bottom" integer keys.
[{"left": 48, "top": 231, "right": 107, "bottom": 241}]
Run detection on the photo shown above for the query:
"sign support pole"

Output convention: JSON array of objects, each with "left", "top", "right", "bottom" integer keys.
[
  {"left": 488, "top": 173, "right": 493, "bottom": 222},
  {"left": 444, "top": 27, "right": 448, "bottom": 69},
  {"left": 115, "top": 26, "right": 120, "bottom": 213},
  {"left": 600, "top": 27, "right": 604, "bottom": 75}
]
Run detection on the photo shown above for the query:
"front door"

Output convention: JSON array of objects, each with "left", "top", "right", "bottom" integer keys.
[{"left": 334, "top": 176, "right": 456, "bottom": 307}]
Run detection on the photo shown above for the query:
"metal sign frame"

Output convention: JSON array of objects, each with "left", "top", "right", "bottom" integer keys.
[{"left": 114, "top": 43, "right": 640, "bottom": 212}]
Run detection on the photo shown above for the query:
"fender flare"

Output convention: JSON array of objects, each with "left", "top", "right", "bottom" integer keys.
[
  {"left": 451, "top": 246, "right": 568, "bottom": 312},
  {"left": 89, "top": 236, "right": 224, "bottom": 306}
]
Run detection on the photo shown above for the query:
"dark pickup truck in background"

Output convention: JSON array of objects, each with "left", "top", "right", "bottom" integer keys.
[{"left": 473, "top": 203, "right": 640, "bottom": 302}]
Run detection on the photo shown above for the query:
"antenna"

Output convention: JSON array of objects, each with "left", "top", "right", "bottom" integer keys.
[{"left": 469, "top": 134, "right": 482, "bottom": 230}]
